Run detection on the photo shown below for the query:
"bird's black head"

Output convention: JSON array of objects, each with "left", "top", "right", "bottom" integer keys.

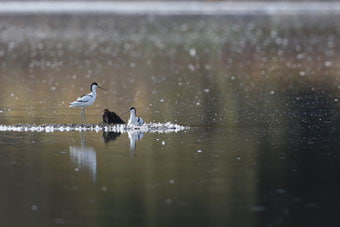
[
  {"left": 103, "top": 108, "right": 109, "bottom": 113},
  {"left": 90, "top": 82, "right": 105, "bottom": 91},
  {"left": 129, "top": 107, "right": 137, "bottom": 114},
  {"left": 90, "top": 82, "right": 98, "bottom": 90}
]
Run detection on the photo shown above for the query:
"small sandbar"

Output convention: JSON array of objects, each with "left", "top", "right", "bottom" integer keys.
[{"left": 0, "top": 122, "right": 188, "bottom": 133}]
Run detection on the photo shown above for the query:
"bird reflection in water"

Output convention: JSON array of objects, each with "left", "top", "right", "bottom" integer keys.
[
  {"left": 128, "top": 131, "right": 144, "bottom": 155},
  {"left": 102, "top": 131, "right": 122, "bottom": 144},
  {"left": 102, "top": 130, "right": 144, "bottom": 155},
  {"left": 69, "top": 132, "right": 97, "bottom": 182}
]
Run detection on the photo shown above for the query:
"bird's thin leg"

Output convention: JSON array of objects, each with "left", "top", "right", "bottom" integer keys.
[
  {"left": 80, "top": 108, "right": 83, "bottom": 124},
  {"left": 83, "top": 108, "right": 87, "bottom": 124},
  {"left": 81, "top": 107, "right": 85, "bottom": 125}
]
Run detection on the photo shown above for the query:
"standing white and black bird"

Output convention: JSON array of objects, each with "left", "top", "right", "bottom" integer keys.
[
  {"left": 69, "top": 82, "right": 104, "bottom": 123},
  {"left": 127, "top": 107, "right": 144, "bottom": 126}
]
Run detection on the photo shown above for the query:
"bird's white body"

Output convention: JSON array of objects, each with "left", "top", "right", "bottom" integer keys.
[
  {"left": 69, "top": 82, "right": 103, "bottom": 123},
  {"left": 69, "top": 89, "right": 97, "bottom": 108},
  {"left": 128, "top": 108, "right": 144, "bottom": 126}
]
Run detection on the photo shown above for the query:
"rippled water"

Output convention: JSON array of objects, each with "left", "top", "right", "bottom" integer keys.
[{"left": 1, "top": 8, "right": 340, "bottom": 227}]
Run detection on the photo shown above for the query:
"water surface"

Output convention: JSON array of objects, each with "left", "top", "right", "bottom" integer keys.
[{"left": 1, "top": 9, "right": 340, "bottom": 227}]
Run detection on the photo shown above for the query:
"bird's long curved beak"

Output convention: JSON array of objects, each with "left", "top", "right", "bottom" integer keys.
[{"left": 98, "top": 86, "right": 106, "bottom": 90}]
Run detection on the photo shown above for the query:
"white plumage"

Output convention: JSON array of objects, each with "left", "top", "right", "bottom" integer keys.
[
  {"left": 69, "top": 82, "right": 104, "bottom": 123},
  {"left": 128, "top": 107, "right": 144, "bottom": 126},
  {"left": 69, "top": 92, "right": 96, "bottom": 107}
]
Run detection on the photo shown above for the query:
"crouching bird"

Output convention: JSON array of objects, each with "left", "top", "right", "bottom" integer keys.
[
  {"left": 127, "top": 107, "right": 144, "bottom": 126},
  {"left": 103, "top": 109, "right": 125, "bottom": 124}
]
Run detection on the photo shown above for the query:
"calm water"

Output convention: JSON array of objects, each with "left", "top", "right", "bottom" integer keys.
[{"left": 1, "top": 11, "right": 340, "bottom": 227}]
